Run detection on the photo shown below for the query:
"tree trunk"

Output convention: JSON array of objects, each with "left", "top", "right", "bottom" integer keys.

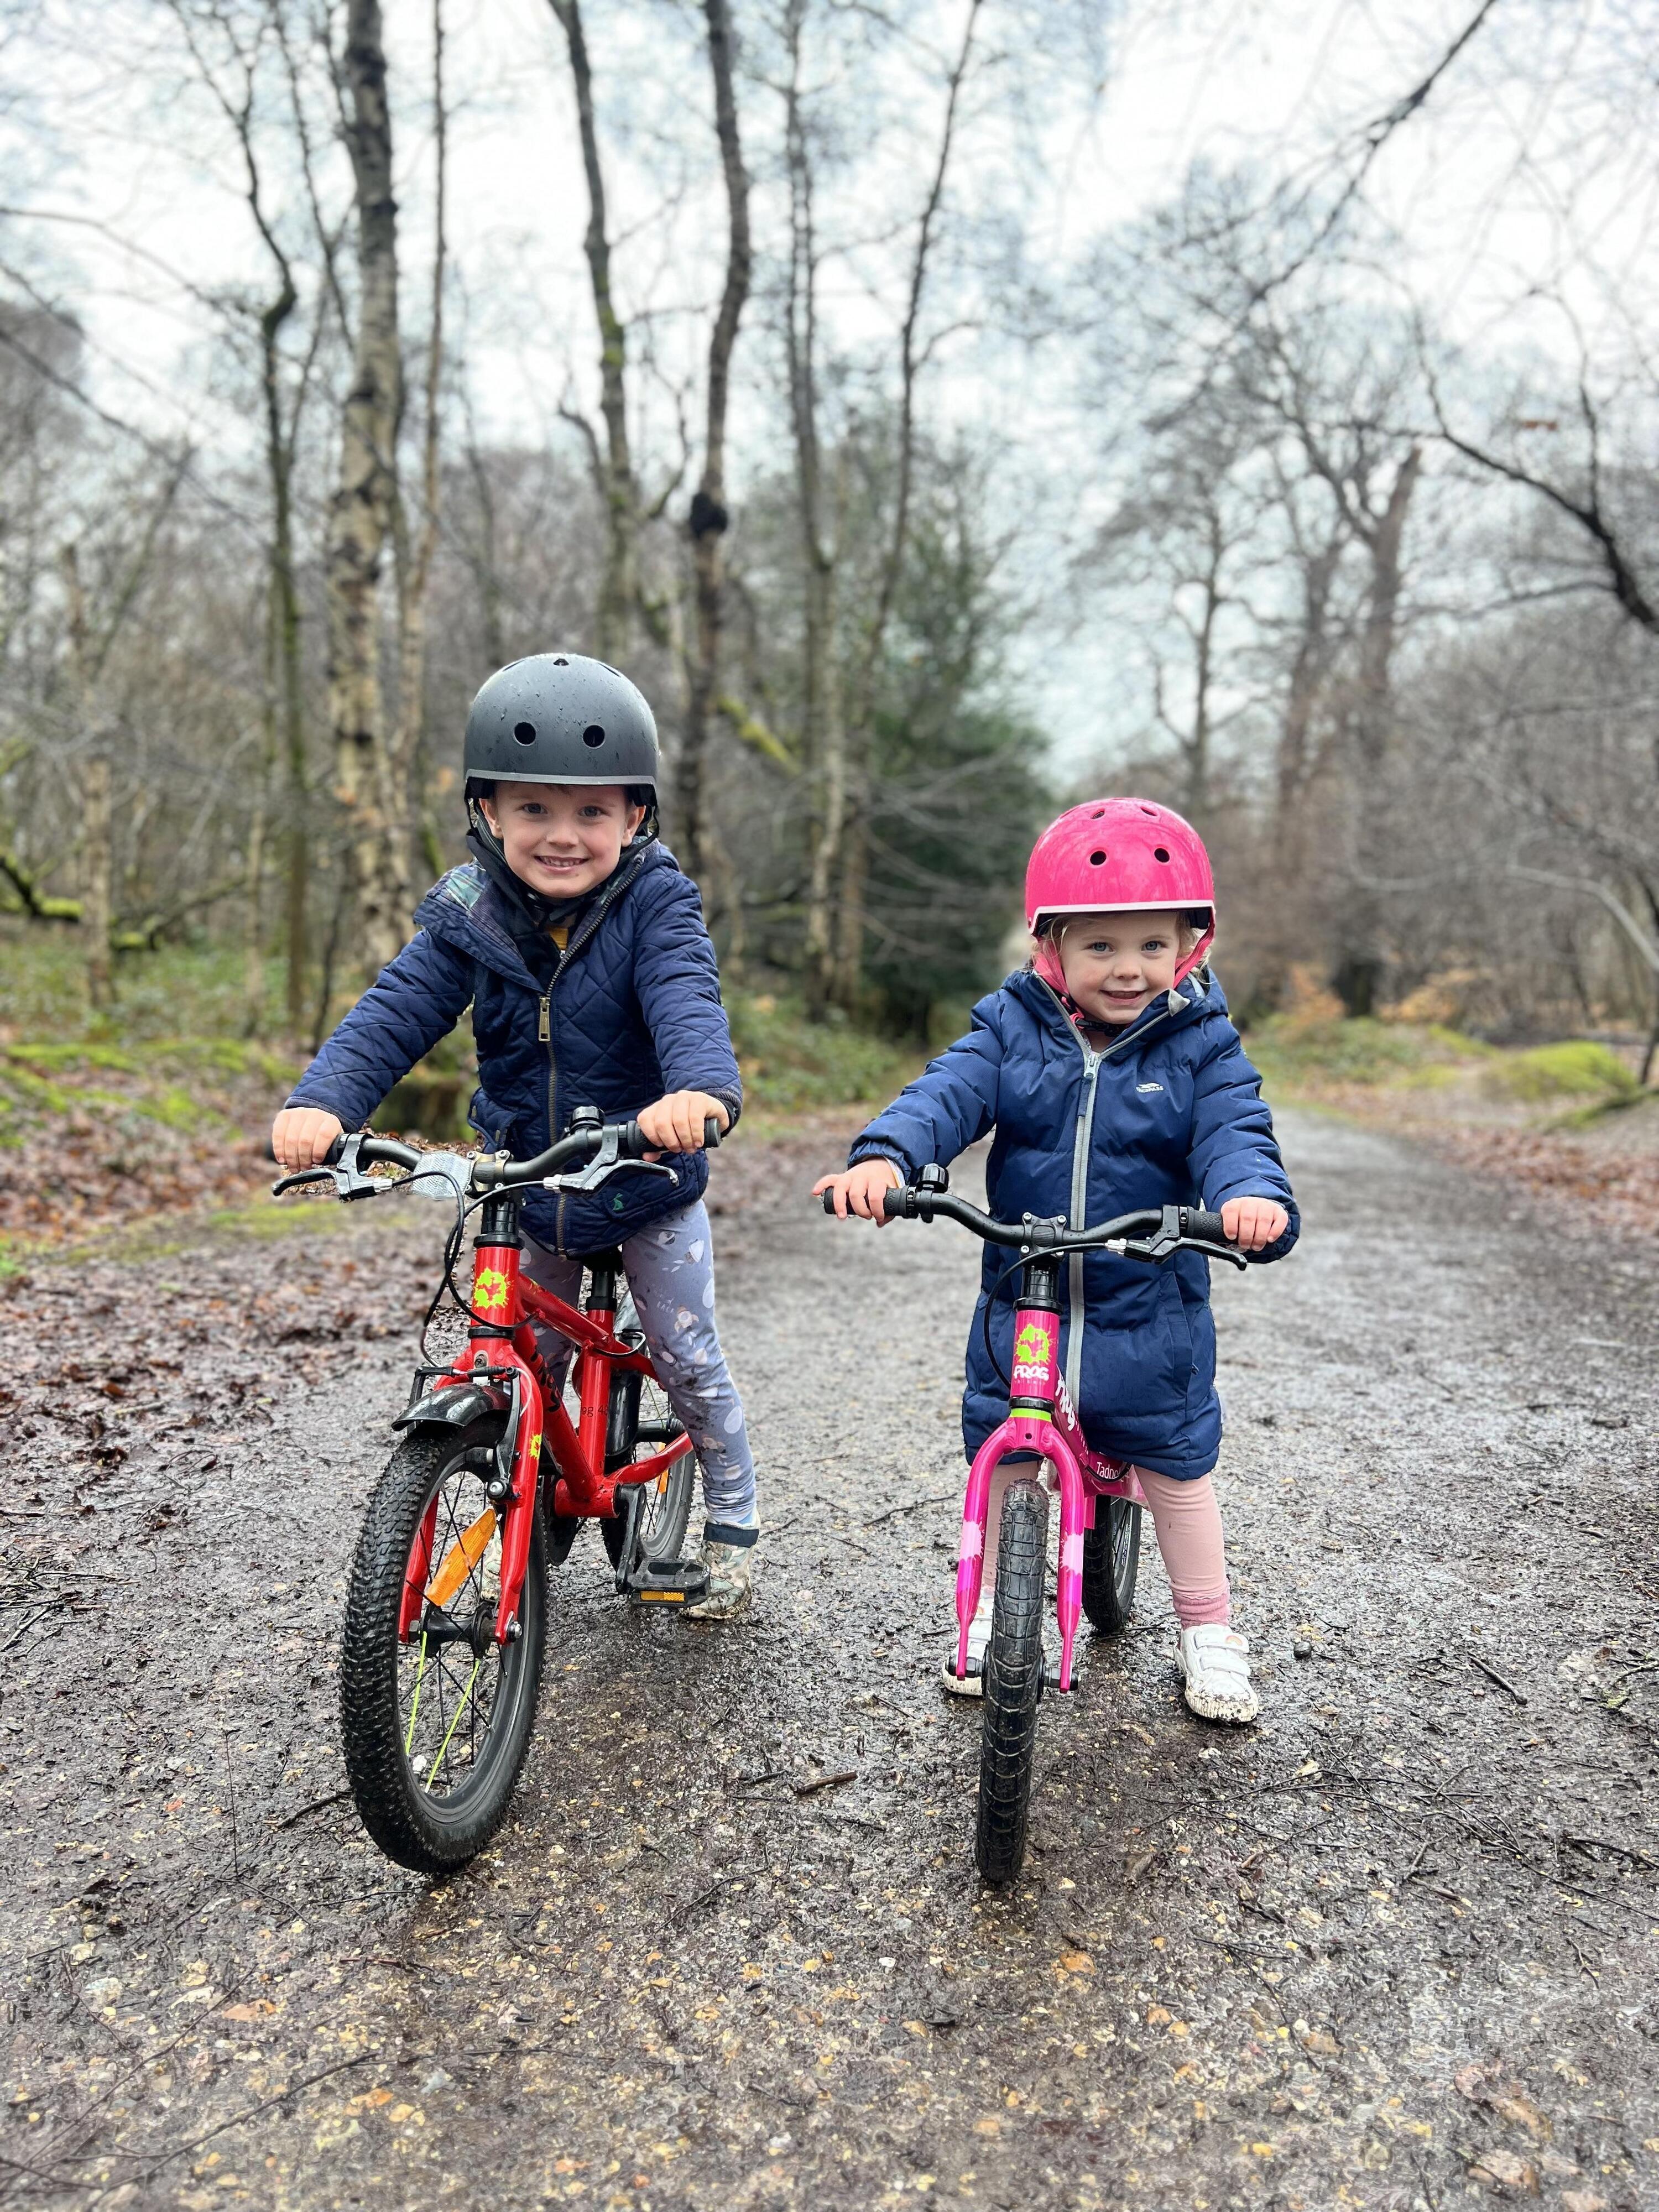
[
  {"left": 549, "top": 0, "right": 638, "bottom": 663},
  {"left": 831, "top": 0, "right": 980, "bottom": 1013},
  {"left": 326, "top": 0, "right": 406, "bottom": 982},
  {"left": 676, "top": 0, "right": 752, "bottom": 891},
  {"left": 82, "top": 757, "right": 113, "bottom": 1011},
  {"left": 60, "top": 546, "right": 112, "bottom": 1009},
  {"left": 1333, "top": 445, "right": 1421, "bottom": 1018},
  {"left": 391, "top": 0, "right": 447, "bottom": 894},
  {"left": 784, "top": 12, "right": 844, "bottom": 1021}
]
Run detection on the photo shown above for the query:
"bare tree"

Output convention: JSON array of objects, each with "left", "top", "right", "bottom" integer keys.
[
  {"left": 326, "top": 0, "right": 406, "bottom": 980},
  {"left": 547, "top": 0, "right": 641, "bottom": 662},
  {"left": 832, "top": 0, "right": 981, "bottom": 1011},
  {"left": 675, "top": 0, "right": 753, "bottom": 891}
]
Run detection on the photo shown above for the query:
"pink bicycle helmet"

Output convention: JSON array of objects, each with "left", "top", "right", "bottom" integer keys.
[{"left": 1026, "top": 798, "right": 1216, "bottom": 996}]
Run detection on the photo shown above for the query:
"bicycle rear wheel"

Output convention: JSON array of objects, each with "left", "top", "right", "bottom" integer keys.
[
  {"left": 1080, "top": 1496, "right": 1142, "bottom": 1633},
  {"left": 601, "top": 1287, "right": 695, "bottom": 1570},
  {"left": 340, "top": 1416, "right": 548, "bottom": 1873},
  {"left": 976, "top": 1480, "right": 1048, "bottom": 1886}
]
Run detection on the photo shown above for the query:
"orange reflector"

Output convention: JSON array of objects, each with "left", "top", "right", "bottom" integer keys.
[
  {"left": 637, "top": 1589, "right": 685, "bottom": 1603},
  {"left": 425, "top": 1507, "right": 497, "bottom": 1609}
]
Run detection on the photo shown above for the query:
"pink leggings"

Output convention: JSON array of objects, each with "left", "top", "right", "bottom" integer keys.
[{"left": 983, "top": 1462, "right": 1230, "bottom": 1629}]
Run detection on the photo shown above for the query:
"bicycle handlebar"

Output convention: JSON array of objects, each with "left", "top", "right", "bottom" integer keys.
[
  {"left": 272, "top": 1113, "right": 722, "bottom": 1202},
  {"left": 828, "top": 1181, "right": 1245, "bottom": 1268}
]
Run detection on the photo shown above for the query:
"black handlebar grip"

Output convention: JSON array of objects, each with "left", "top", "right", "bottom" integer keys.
[
  {"left": 324, "top": 1134, "right": 348, "bottom": 1167},
  {"left": 704, "top": 1115, "right": 722, "bottom": 1150},
  {"left": 881, "top": 1184, "right": 911, "bottom": 1219},
  {"left": 1183, "top": 1207, "right": 1230, "bottom": 1244}
]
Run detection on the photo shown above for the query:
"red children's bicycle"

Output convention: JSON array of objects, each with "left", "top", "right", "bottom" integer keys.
[
  {"left": 273, "top": 1108, "right": 719, "bottom": 1873},
  {"left": 838, "top": 1165, "right": 1244, "bottom": 1885}
]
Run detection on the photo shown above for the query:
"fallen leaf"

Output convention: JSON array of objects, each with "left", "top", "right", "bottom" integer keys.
[
  {"left": 1058, "top": 1952, "right": 1094, "bottom": 1974},
  {"left": 1468, "top": 2148, "right": 1536, "bottom": 2192},
  {"left": 221, "top": 2000, "right": 276, "bottom": 2022}
]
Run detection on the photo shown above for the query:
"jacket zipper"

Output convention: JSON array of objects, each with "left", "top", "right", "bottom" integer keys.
[
  {"left": 1034, "top": 978, "right": 1186, "bottom": 1405},
  {"left": 537, "top": 849, "right": 649, "bottom": 1258}
]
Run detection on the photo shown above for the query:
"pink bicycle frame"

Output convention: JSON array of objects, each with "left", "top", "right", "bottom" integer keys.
[{"left": 951, "top": 1288, "right": 1144, "bottom": 1693}]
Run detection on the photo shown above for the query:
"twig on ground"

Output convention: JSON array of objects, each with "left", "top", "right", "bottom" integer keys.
[
  {"left": 863, "top": 1490, "right": 959, "bottom": 1528},
  {"left": 270, "top": 1787, "right": 351, "bottom": 1831},
  {"left": 792, "top": 1766, "right": 858, "bottom": 1796},
  {"left": 0, "top": 1603, "right": 52, "bottom": 1655},
  {"left": 129, "top": 2052, "right": 376, "bottom": 2180},
  {"left": 1470, "top": 1653, "right": 1528, "bottom": 1704}
]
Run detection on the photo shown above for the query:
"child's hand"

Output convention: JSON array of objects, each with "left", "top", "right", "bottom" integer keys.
[
  {"left": 813, "top": 1159, "right": 904, "bottom": 1225},
  {"left": 273, "top": 1107, "right": 345, "bottom": 1171},
  {"left": 637, "top": 1091, "right": 731, "bottom": 1154},
  {"left": 1220, "top": 1195, "right": 1290, "bottom": 1252}
]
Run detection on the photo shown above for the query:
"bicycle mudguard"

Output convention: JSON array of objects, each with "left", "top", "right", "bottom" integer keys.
[{"left": 392, "top": 1378, "right": 512, "bottom": 1432}]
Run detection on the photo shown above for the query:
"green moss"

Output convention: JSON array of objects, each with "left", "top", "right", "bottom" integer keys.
[
  {"left": 727, "top": 991, "right": 920, "bottom": 1110},
  {"left": 1246, "top": 1016, "right": 1491, "bottom": 1091},
  {"left": 1480, "top": 1040, "right": 1637, "bottom": 1102}
]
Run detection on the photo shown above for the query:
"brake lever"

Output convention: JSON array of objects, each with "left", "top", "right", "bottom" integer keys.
[
  {"left": 270, "top": 1133, "right": 387, "bottom": 1203},
  {"left": 1104, "top": 1204, "right": 1248, "bottom": 1270},
  {"left": 543, "top": 1122, "right": 676, "bottom": 1194}
]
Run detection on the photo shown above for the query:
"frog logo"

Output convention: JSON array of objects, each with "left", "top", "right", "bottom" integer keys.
[
  {"left": 473, "top": 1266, "right": 512, "bottom": 1316},
  {"left": 1014, "top": 1319, "right": 1052, "bottom": 1369}
]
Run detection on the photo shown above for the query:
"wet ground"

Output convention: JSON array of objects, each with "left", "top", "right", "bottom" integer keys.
[{"left": 2, "top": 1109, "right": 1658, "bottom": 2212}]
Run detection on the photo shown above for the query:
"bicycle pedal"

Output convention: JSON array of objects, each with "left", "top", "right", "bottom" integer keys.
[{"left": 625, "top": 1556, "right": 712, "bottom": 1605}]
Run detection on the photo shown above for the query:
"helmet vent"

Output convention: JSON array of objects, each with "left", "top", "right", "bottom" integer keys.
[
  {"left": 1154, "top": 846, "right": 1170, "bottom": 862},
  {"left": 1091, "top": 807, "right": 1105, "bottom": 818},
  {"left": 582, "top": 724, "right": 606, "bottom": 748},
  {"left": 552, "top": 656, "right": 568, "bottom": 666},
  {"left": 513, "top": 721, "right": 537, "bottom": 744},
  {"left": 1089, "top": 849, "right": 1107, "bottom": 865},
  {"left": 1140, "top": 804, "right": 1158, "bottom": 816}
]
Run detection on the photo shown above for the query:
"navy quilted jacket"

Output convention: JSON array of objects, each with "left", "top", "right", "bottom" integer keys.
[
  {"left": 849, "top": 968, "right": 1297, "bottom": 1480},
  {"left": 288, "top": 841, "right": 742, "bottom": 1256}
]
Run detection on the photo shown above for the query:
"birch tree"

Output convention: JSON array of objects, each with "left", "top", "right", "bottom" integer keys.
[{"left": 325, "top": 0, "right": 406, "bottom": 980}]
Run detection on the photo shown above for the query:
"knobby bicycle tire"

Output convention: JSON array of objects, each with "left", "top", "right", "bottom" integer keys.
[
  {"left": 340, "top": 1416, "right": 549, "bottom": 1874},
  {"left": 976, "top": 1480, "right": 1048, "bottom": 1886},
  {"left": 1080, "top": 1497, "right": 1142, "bottom": 1633}
]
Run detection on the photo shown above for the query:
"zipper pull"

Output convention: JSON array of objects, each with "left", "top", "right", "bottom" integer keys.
[{"left": 538, "top": 993, "right": 550, "bottom": 1044}]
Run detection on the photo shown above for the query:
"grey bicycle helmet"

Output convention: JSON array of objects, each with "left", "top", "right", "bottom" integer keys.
[{"left": 463, "top": 653, "right": 659, "bottom": 793}]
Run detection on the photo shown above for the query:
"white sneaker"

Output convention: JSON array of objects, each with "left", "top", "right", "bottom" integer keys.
[
  {"left": 1177, "top": 1624, "right": 1259, "bottom": 1724},
  {"left": 941, "top": 1601, "right": 992, "bottom": 1698}
]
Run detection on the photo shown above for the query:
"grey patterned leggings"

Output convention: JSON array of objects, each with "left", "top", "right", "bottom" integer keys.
[{"left": 521, "top": 1199, "right": 758, "bottom": 1530}]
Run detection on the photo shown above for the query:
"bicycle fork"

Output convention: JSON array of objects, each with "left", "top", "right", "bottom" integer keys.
[{"left": 953, "top": 1250, "right": 1137, "bottom": 1694}]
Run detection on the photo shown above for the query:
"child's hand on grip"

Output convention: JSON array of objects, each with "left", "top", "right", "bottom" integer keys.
[
  {"left": 272, "top": 1107, "right": 345, "bottom": 1171},
  {"left": 1220, "top": 1195, "right": 1290, "bottom": 1252},
  {"left": 637, "top": 1091, "right": 730, "bottom": 1154},
  {"left": 813, "top": 1159, "right": 904, "bottom": 1224}
]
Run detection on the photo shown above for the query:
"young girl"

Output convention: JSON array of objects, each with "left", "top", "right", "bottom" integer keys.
[
  {"left": 815, "top": 799, "right": 1297, "bottom": 1720},
  {"left": 271, "top": 653, "right": 759, "bottom": 1619}
]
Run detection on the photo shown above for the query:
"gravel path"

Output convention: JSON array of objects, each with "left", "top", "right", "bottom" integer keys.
[{"left": 2, "top": 1109, "right": 1658, "bottom": 2211}]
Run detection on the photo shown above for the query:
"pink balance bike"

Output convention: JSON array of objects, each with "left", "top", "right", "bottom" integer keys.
[{"left": 855, "top": 1164, "right": 1244, "bottom": 1885}]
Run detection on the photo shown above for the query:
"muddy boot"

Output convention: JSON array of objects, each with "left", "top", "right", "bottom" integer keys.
[
  {"left": 1176, "top": 1624, "right": 1259, "bottom": 1724},
  {"left": 940, "top": 1598, "right": 992, "bottom": 1698},
  {"left": 682, "top": 1524, "right": 757, "bottom": 1621}
]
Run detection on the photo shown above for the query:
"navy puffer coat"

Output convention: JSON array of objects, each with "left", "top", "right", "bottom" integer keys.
[
  {"left": 849, "top": 968, "right": 1297, "bottom": 1481},
  {"left": 288, "top": 841, "right": 742, "bottom": 1256}
]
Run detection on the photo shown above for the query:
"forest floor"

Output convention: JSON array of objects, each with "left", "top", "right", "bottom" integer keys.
[{"left": 2, "top": 1109, "right": 1658, "bottom": 2211}]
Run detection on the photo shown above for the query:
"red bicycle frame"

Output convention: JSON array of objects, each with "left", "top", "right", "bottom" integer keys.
[
  {"left": 403, "top": 1229, "right": 693, "bottom": 1648},
  {"left": 952, "top": 1259, "right": 1142, "bottom": 1694}
]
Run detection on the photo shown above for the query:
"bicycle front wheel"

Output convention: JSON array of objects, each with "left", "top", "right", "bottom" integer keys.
[
  {"left": 340, "top": 1417, "right": 548, "bottom": 1874},
  {"left": 976, "top": 1480, "right": 1048, "bottom": 1886}
]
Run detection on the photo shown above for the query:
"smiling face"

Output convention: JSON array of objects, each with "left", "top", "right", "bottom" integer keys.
[
  {"left": 478, "top": 781, "right": 646, "bottom": 898},
  {"left": 1053, "top": 909, "right": 1187, "bottom": 1027}
]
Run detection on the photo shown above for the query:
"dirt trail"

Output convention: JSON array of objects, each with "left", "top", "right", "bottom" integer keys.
[{"left": 2, "top": 1110, "right": 1658, "bottom": 2211}]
